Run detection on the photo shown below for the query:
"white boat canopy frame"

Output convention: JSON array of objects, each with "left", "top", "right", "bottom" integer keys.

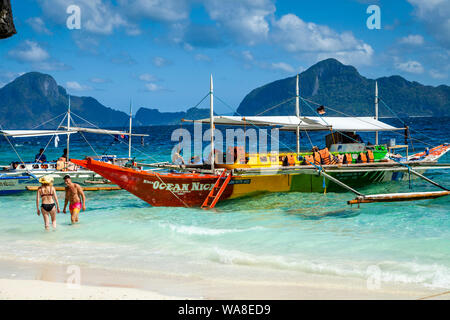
[
  {"left": 62, "top": 126, "right": 148, "bottom": 137},
  {"left": 186, "top": 116, "right": 404, "bottom": 132},
  {"left": 0, "top": 130, "right": 77, "bottom": 138}
]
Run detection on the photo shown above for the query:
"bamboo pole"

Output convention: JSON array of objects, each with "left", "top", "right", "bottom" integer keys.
[{"left": 348, "top": 191, "right": 450, "bottom": 205}]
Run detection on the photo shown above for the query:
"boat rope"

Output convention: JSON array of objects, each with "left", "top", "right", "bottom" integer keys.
[
  {"left": 34, "top": 113, "right": 69, "bottom": 164},
  {"left": 31, "top": 112, "right": 66, "bottom": 129},
  {"left": 215, "top": 95, "right": 302, "bottom": 154},
  {"left": 0, "top": 123, "right": 43, "bottom": 181},
  {"left": 70, "top": 112, "right": 191, "bottom": 208},
  {"left": 256, "top": 97, "right": 297, "bottom": 116},
  {"left": 100, "top": 117, "right": 138, "bottom": 156},
  {"left": 300, "top": 98, "right": 366, "bottom": 145},
  {"left": 70, "top": 118, "right": 100, "bottom": 158},
  {"left": 191, "top": 92, "right": 211, "bottom": 110},
  {"left": 303, "top": 96, "right": 435, "bottom": 148},
  {"left": 378, "top": 97, "right": 439, "bottom": 144}
]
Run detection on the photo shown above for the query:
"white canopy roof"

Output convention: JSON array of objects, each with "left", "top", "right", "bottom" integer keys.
[
  {"left": 187, "top": 116, "right": 403, "bottom": 132},
  {"left": 62, "top": 126, "right": 148, "bottom": 137},
  {"left": 184, "top": 116, "right": 328, "bottom": 130},
  {"left": 0, "top": 130, "right": 76, "bottom": 138},
  {"left": 281, "top": 117, "right": 403, "bottom": 132}
]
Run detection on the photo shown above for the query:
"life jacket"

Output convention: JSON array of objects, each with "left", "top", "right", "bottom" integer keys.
[
  {"left": 287, "top": 154, "right": 296, "bottom": 166},
  {"left": 343, "top": 153, "right": 353, "bottom": 164},
  {"left": 302, "top": 155, "right": 314, "bottom": 165},
  {"left": 330, "top": 153, "right": 339, "bottom": 165},
  {"left": 367, "top": 150, "right": 375, "bottom": 163},
  {"left": 336, "top": 154, "right": 344, "bottom": 164},
  {"left": 319, "top": 148, "right": 331, "bottom": 165},
  {"left": 358, "top": 152, "right": 368, "bottom": 163},
  {"left": 313, "top": 151, "right": 321, "bottom": 165}
]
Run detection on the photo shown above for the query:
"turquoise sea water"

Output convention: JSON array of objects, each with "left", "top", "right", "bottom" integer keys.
[{"left": 0, "top": 117, "right": 449, "bottom": 290}]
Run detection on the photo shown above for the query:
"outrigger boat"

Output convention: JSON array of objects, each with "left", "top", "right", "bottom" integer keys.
[
  {"left": 72, "top": 76, "right": 450, "bottom": 208},
  {"left": 0, "top": 98, "right": 147, "bottom": 194}
]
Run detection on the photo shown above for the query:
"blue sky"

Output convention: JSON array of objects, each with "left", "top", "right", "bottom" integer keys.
[{"left": 0, "top": 0, "right": 449, "bottom": 114}]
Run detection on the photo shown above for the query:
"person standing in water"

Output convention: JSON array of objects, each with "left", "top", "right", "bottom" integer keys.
[
  {"left": 36, "top": 176, "right": 60, "bottom": 230},
  {"left": 63, "top": 175, "right": 86, "bottom": 223}
]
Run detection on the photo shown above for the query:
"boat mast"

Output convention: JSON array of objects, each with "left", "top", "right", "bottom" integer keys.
[
  {"left": 128, "top": 100, "right": 132, "bottom": 159},
  {"left": 375, "top": 81, "right": 379, "bottom": 145},
  {"left": 296, "top": 74, "right": 300, "bottom": 154},
  {"left": 67, "top": 95, "right": 71, "bottom": 161},
  {"left": 210, "top": 74, "right": 215, "bottom": 173}
]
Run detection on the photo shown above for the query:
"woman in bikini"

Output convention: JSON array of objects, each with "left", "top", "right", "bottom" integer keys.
[{"left": 36, "top": 176, "right": 60, "bottom": 230}]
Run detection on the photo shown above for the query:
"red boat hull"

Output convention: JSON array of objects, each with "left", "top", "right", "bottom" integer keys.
[{"left": 71, "top": 158, "right": 232, "bottom": 207}]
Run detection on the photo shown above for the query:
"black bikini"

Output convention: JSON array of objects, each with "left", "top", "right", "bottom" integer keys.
[
  {"left": 41, "top": 203, "right": 55, "bottom": 212},
  {"left": 40, "top": 190, "right": 55, "bottom": 212}
]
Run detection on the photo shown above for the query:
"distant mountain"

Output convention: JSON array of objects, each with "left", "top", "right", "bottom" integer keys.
[
  {"left": 0, "top": 72, "right": 211, "bottom": 129},
  {"left": 0, "top": 72, "right": 129, "bottom": 129},
  {"left": 237, "top": 58, "right": 450, "bottom": 117},
  {"left": 135, "top": 107, "right": 211, "bottom": 126}
]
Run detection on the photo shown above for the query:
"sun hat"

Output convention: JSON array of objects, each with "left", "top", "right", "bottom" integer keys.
[{"left": 39, "top": 175, "right": 54, "bottom": 184}]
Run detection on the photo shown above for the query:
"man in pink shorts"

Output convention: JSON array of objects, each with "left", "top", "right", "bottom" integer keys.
[{"left": 63, "top": 175, "right": 86, "bottom": 224}]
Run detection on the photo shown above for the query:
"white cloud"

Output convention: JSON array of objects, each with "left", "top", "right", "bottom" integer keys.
[
  {"left": 429, "top": 69, "right": 447, "bottom": 79},
  {"left": 144, "top": 83, "right": 163, "bottom": 91},
  {"left": 66, "top": 81, "right": 92, "bottom": 91},
  {"left": 194, "top": 54, "right": 211, "bottom": 62},
  {"left": 117, "top": 0, "right": 189, "bottom": 22},
  {"left": 26, "top": 17, "right": 52, "bottom": 35},
  {"left": 272, "top": 14, "right": 374, "bottom": 66},
  {"left": 203, "top": 0, "right": 275, "bottom": 45},
  {"left": 8, "top": 41, "right": 49, "bottom": 62},
  {"left": 395, "top": 60, "right": 424, "bottom": 74},
  {"left": 35, "top": 61, "right": 71, "bottom": 71},
  {"left": 153, "top": 56, "right": 171, "bottom": 67},
  {"left": 271, "top": 62, "right": 294, "bottom": 73},
  {"left": 38, "top": 0, "right": 139, "bottom": 35},
  {"left": 183, "top": 43, "right": 194, "bottom": 51},
  {"left": 110, "top": 52, "right": 137, "bottom": 65},
  {"left": 242, "top": 50, "right": 254, "bottom": 62},
  {"left": 139, "top": 73, "right": 158, "bottom": 82},
  {"left": 408, "top": 0, "right": 450, "bottom": 48},
  {"left": 398, "top": 34, "right": 424, "bottom": 46},
  {"left": 73, "top": 35, "right": 100, "bottom": 54},
  {"left": 90, "top": 77, "right": 111, "bottom": 83}
]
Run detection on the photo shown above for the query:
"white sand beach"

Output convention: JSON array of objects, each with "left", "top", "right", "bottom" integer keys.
[
  {"left": 0, "top": 259, "right": 448, "bottom": 300},
  {"left": 0, "top": 278, "right": 181, "bottom": 300}
]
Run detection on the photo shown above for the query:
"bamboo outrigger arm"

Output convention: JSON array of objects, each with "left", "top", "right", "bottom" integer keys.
[{"left": 348, "top": 191, "right": 450, "bottom": 205}]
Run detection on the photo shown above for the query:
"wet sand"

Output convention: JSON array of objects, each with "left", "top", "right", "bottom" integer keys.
[{"left": 0, "top": 258, "right": 448, "bottom": 300}]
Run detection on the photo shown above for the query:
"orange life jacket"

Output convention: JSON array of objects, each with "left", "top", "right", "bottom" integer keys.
[
  {"left": 343, "top": 153, "right": 353, "bottom": 164},
  {"left": 319, "top": 148, "right": 331, "bottom": 165},
  {"left": 330, "top": 153, "right": 338, "bottom": 165},
  {"left": 358, "top": 152, "right": 368, "bottom": 163},
  {"left": 303, "top": 155, "right": 314, "bottom": 165},
  {"left": 313, "top": 152, "right": 321, "bottom": 165},
  {"left": 367, "top": 150, "right": 375, "bottom": 163},
  {"left": 287, "top": 154, "right": 296, "bottom": 166}
]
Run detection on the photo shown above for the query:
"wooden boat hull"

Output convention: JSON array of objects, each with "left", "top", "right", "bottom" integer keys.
[
  {"left": 72, "top": 158, "right": 233, "bottom": 207},
  {"left": 71, "top": 158, "right": 436, "bottom": 207}
]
